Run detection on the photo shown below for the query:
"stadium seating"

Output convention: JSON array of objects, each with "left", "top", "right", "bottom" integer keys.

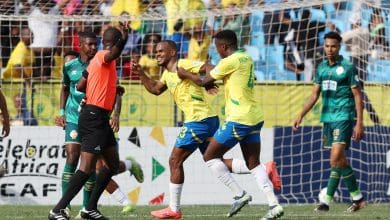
[
  {"left": 261, "top": 45, "right": 285, "bottom": 80},
  {"left": 367, "top": 58, "right": 390, "bottom": 82},
  {"left": 310, "top": 8, "right": 327, "bottom": 22}
]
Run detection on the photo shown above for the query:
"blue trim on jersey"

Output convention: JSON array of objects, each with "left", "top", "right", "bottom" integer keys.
[
  {"left": 175, "top": 116, "right": 219, "bottom": 153},
  {"left": 214, "top": 121, "right": 264, "bottom": 148}
]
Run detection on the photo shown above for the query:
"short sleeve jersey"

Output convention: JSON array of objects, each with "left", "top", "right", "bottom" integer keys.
[
  {"left": 160, "top": 59, "right": 216, "bottom": 122},
  {"left": 210, "top": 50, "right": 263, "bottom": 125},
  {"left": 85, "top": 50, "right": 117, "bottom": 111},
  {"left": 314, "top": 55, "right": 360, "bottom": 122},
  {"left": 3, "top": 41, "right": 34, "bottom": 79},
  {"left": 62, "top": 57, "right": 88, "bottom": 124}
]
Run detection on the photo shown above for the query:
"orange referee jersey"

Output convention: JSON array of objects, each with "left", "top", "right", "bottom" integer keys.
[{"left": 85, "top": 50, "right": 117, "bottom": 111}]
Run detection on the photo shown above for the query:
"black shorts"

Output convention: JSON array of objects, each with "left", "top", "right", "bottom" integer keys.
[{"left": 78, "top": 104, "right": 116, "bottom": 154}]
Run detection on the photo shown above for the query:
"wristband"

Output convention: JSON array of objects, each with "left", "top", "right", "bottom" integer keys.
[{"left": 60, "top": 109, "right": 65, "bottom": 116}]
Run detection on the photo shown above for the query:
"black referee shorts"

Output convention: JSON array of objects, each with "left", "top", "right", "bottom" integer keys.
[{"left": 78, "top": 104, "right": 116, "bottom": 154}]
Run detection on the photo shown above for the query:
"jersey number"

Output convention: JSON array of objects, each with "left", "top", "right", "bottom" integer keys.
[{"left": 178, "top": 126, "right": 188, "bottom": 138}]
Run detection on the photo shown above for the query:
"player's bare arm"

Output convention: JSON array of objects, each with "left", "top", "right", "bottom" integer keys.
[
  {"left": 0, "top": 90, "right": 10, "bottom": 137},
  {"left": 177, "top": 67, "right": 215, "bottom": 87},
  {"left": 76, "top": 76, "right": 87, "bottom": 92},
  {"left": 200, "top": 63, "right": 215, "bottom": 74},
  {"left": 55, "top": 84, "right": 69, "bottom": 128},
  {"left": 132, "top": 62, "right": 167, "bottom": 95},
  {"left": 351, "top": 86, "right": 364, "bottom": 141},
  {"left": 110, "top": 86, "right": 124, "bottom": 133},
  {"left": 293, "top": 84, "right": 321, "bottom": 130},
  {"left": 104, "top": 22, "right": 129, "bottom": 63},
  {"left": 177, "top": 67, "right": 218, "bottom": 94}
]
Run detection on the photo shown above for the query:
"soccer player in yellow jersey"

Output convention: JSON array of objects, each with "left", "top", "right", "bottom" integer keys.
[
  {"left": 133, "top": 40, "right": 254, "bottom": 219},
  {"left": 177, "top": 30, "right": 284, "bottom": 220}
]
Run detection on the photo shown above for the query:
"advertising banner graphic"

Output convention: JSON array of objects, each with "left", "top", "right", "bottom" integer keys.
[{"left": 0, "top": 126, "right": 274, "bottom": 205}]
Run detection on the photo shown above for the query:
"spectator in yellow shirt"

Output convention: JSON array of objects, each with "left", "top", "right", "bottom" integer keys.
[
  {"left": 187, "top": 22, "right": 211, "bottom": 62},
  {"left": 139, "top": 33, "right": 161, "bottom": 80},
  {"left": 164, "top": 0, "right": 206, "bottom": 35},
  {"left": 220, "top": 0, "right": 248, "bottom": 8},
  {"left": 3, "top": 27, "right": 34, "bottom": 80},
  {"left": 111, "top": 0, "right": 148, "bottom": 31}
]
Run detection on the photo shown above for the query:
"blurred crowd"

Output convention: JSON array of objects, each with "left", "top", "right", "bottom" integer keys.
[{"left": 1, "top": 0, "right": 390, "bottom": 83}]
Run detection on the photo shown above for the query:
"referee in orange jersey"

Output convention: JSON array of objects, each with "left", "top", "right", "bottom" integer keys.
[{"left": 49, "top": 23, "right": 128, "bottom": 220}]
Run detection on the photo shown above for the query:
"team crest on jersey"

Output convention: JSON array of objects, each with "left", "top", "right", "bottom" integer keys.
[
  {"left": 336, "top": 66, "right": 344, "bottom": 75},
  {"left": 70, "top": 130, "right": 78, "bottom": 139}
]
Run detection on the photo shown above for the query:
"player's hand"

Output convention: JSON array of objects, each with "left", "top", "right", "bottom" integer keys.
[
  {"left": 110, "top": 115, "right": 120, "bottom": 133},
  {"left": 293, "top": 116, "right": 302, "bottom": 131},
  {"left": 55, "top": 116, "right": 66, "bottom": 128},
  {"left": 177, "top": 67, "right": 190, "bottom": 79},
  {"left": 205, "top": 83, "right": 219, "bottom": 95},
  {"left": 132, "top": 62, "right": 144, "bottom": 76},
  {"left": 116, "top": 85, "right": 125, "bottom": 96},
  {"left": 352, "top": 122, "right": 364, "bottom": 141},
  {"left": 118, "top": 20, "right": 129, "bottom": 37}
]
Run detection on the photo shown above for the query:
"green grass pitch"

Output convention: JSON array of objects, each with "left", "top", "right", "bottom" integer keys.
[{"left": 0, "top": 204, "right": 389, "bottom": 219}]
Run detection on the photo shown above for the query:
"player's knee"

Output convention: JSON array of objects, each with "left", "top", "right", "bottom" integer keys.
[
  {"left": 330, "top": 158, "right": 347, "bottom": 167},
  {"left": 169, "top": 155, "right": 184, "bottom": 169},
  {"left": 66, "top": 151, "right": 80, "bottom": 165}
]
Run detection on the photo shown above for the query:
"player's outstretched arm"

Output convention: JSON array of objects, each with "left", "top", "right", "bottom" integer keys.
[
  {"left": 0, "top": 90, "right": 10, "bottom": 137},
  {"left": 352, "top": 86, "right": 364, "bottom": 141},
  {"left": 200, "top": 63, "right": 215, "bottom": 74},
  {"left": 293, "top": 84, "right": 321, "bottom": 131},
  {"left": 104, "top": 22, "right": 129, "bottom": 63},
  {"left": 177, "top": 67, "right": 215, "bottom": 87},
  {"left": 132, "top": 62, "right": 167, "bottom": 95}
]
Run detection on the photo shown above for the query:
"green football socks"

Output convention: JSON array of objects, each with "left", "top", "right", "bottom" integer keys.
[
  {"left": 326, "top": 167, "right": 342, "bottom": 202},
  {"left": 341, "top": 166, "right": 361, "bottom": 200},
  {"left": 83, "top": 171, "right": 96, "bottom": 208},
  {"left": 62, "top": 164, "right": 76, "bottom": 196}
]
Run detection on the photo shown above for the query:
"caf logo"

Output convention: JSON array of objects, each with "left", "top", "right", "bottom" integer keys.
[
  {"left": 70, "top": 130, "right": 78, "bottom": 139},
  {"left": 26, "top": 146, "right": 36, "bottom": 158}
]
